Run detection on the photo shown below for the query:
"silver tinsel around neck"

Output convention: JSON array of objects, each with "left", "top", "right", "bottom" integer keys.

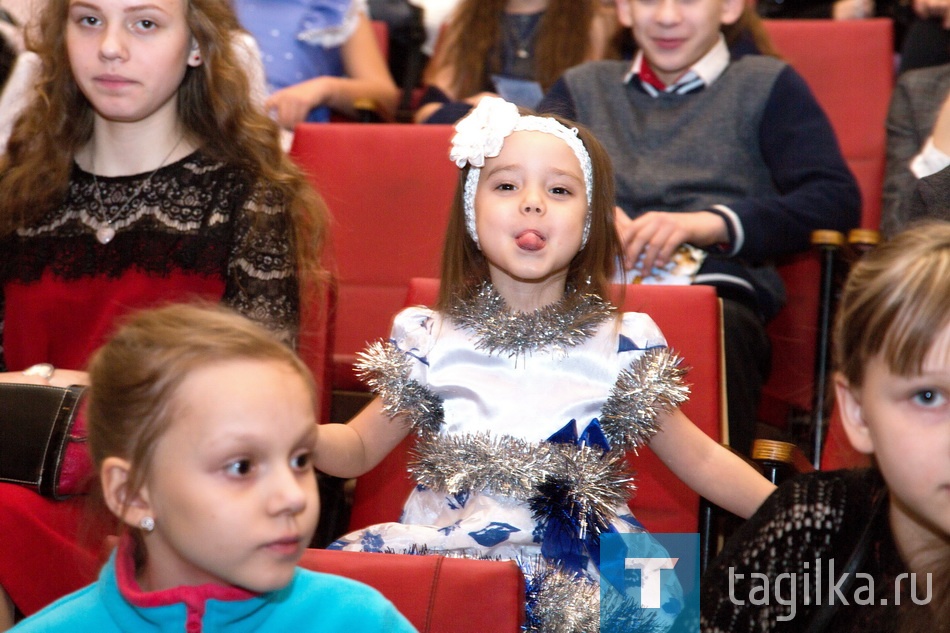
[{"left": 445, "top": 283, "right": 613, "bottom": 358}]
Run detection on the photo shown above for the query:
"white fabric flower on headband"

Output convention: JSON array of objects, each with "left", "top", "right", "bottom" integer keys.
[
  {"left": 449, "top": 97, "right": 594, "bottom": 249},
  {"left": 449, "top": 98, "right": 521, "bottom": 169}
]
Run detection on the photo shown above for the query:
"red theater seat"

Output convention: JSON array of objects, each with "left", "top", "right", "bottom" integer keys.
[
  {"left": 758, "top": 19, "right": 893, "bottom": 440},
  {"left": 289, "top": 124, "right": 457, "bottom": 401},
  {"left": 298, "top": 548, "right": 525, "bottom": 632}
]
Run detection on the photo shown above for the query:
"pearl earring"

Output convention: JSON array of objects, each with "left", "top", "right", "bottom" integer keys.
[{"left": 140, "top": 516, "right": 155, "bottom": 532}]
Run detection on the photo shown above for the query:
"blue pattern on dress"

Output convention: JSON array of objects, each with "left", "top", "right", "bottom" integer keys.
[
  {"left": 663, "top": 595, "right": 683, "bottom": 615},
  {"left": 447, "top": 490, "right": 469, "bottom": 509},
  {"left": 437, "top": 521, "right": 462, "bottom": 536},
  {"left": 359, "top": 531, "right": 385, "bottom": 552},
  {"left": 531, "top": 522, "right": 544, "bottom": 544},
  {"left": 468, "top": 522, "right": 520, "bottom": 547},
  {"left": 617, "top": 513, "right": 646, "bottom": 530},
  {"left": 618, "top": 333, "right": 643, "bottom": 352}
]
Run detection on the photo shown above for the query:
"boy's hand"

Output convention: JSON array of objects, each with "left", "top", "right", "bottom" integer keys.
[
  {"left": 931, "top": 90, "right": 950, "bottom": 155},
  {"left": 913, "top": 0, "right": 950, "bottom": 25},
  {"left": 614, "top": 207, "right": 728, "bottom": 272},
  {"left": 832, "top": 0, "right": 873, "bottom": 19}
]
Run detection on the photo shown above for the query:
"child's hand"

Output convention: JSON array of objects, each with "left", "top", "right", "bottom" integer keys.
[
  {"left": 614, "top": 207, "right": 728, "bottom": 272},
  {"left": 931, "top": 90, "right": 950, "bottom": 155},
  {"left": 913, "top": 0, "right": 950, "bottom": 23},
  {"left": 832, "top": 0, "right": 873, "bottom": 19},
  {"left": 265, "top": 79, "right": 330, "bottom": 129}
]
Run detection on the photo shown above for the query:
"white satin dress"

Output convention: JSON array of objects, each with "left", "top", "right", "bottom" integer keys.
[{"left": 329, "top": 305, "right": 685, "bottom": 629}]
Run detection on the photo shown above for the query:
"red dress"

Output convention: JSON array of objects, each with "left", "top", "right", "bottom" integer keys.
[{"left": 0, "top": 151, "right": 300, "bottom": 615}]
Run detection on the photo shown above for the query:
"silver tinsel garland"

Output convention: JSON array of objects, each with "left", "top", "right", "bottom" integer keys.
[
  {"left": 410, "top": 432, "right": 633, "bottom": 540},
  {"left": 354, "top": 341, "right": 445, "bottom": 436},
  {"left": 521, "top": 557, "right": 601, "bottom": 633},
  {"left": 599, "top": 347, "right": 691, "bottom": 452},
  {"left": 445, "top": 283, "right": 614, "bottom": 357},
  {"left": 523, "top": 555, "right": 667, "bottom": 633}
]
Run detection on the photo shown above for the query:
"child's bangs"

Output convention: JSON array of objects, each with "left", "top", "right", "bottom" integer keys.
[{"left": 876, "top": 249, "right": 950, "bottom": 377}]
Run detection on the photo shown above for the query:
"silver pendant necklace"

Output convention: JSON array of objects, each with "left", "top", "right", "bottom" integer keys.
[
  {"left": 89, "top": 134, "right": 185, "bottom": 244},
  {"left": 505, "top": 12, "right": 542, "bottom": 61}
]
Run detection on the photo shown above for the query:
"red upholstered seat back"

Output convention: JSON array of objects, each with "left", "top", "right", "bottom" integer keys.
[
  {"left": 289, "top": 124, "right": 458, "bottom": 392},
  {"left": 348, "top": 279, "right": 724, "bottom": 535},
  {"left": 298, "top": 548, "right": 525, "bottom": 632},
  {"left": 758, "top": 19, "right": 893, "bottom": 425},
  {"left": 763, "top": 18, "right": 892, "bottom": 231},
  {"left": 297, "top": 280, "right": 332, "bottom": 423}
]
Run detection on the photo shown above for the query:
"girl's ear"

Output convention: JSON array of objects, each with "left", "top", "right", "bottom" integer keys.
[
  {"left": 187, "top": 39, "right": 202, "bottom": 67},
  {"left": 834, "top": 375, "right": 875, "bottom": 455},
  {"left": 720, "top": 0, "right": 745, "bottom": 27},
  {"left": 615, "top": 0, "right": 633, "bottom": 29},
  {"left": 101, "top": 457, "right": 154, "bottom": 529}
]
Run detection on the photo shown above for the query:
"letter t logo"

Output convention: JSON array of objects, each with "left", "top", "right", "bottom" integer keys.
[{"left": 625, "top": 557, "right": 679, "bottom": 608}]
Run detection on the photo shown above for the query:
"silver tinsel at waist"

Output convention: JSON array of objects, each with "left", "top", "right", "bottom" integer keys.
[{"left": 410, "top": 431, "right": 634, "bottom": 539}]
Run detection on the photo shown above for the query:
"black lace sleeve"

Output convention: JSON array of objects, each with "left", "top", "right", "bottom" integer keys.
[
  {"left": 699, "top": 469, "right": 882, "bottom": 633},
  {"left": 222, "top": 180, "right": 300, "bottom": 348}
]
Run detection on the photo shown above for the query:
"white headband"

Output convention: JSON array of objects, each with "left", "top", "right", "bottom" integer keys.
[{"left": 448, "top": 97, "right": 593, "bottom": 249}]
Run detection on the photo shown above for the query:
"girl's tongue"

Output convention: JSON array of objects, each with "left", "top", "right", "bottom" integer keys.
[{"left": 516, "top": 231, "right": 546, "bottom": 251}]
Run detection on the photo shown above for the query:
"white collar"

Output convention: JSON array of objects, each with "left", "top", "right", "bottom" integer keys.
[{"left": 625, "top": 34, "right": 730, "bottom": 89}]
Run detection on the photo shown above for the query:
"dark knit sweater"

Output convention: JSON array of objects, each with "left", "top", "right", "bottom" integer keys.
[
  {"left": 539, "top": 56, "right": 860, "bottom": 319},
  {"left": 700, "top": 469, "right": 922, "bottom": 633}
]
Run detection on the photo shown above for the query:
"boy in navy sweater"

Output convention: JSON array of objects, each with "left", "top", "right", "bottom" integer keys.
[{"left": 539, "top": 0, "right": 860, "bottom": 456}]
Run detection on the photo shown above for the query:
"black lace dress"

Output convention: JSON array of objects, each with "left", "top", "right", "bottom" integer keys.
[
  {"left": 0, "top": 149, "right": 300, "bottom": 373},
  {"left": 0, "top": 150, "right": 301, "bottom": 617}
]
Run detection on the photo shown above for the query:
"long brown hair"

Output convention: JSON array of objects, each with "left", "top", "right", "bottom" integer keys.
[
  {"left": 428, "top": 0, "right": 595, "bottom": 98},
  {"left": 0, "top": 0, "right": 326, "bottom": 283},
  {"left": 437, "top": 113, "right": 620, "bottom": 309}
]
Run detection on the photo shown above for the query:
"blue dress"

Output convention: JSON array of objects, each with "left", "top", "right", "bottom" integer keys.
[
  {"left": 330, "top": 288, "right": 686, "bottom": 632},
  {"left": 232, "top": 0, "right": 363, "bottom": 122}
]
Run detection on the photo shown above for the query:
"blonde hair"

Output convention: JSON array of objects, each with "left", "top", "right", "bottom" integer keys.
[
  {"left": 835, "top": 222, "right": 950, "bottom": 631},
  {"left": 834, "top": 221, "right": 950, "bottom": 387},
  {"left": 86, "top": 303, "right": 315, "bottom": 541},
  {"left": 436, "top": 112, "right": 620, "bottom": 309},
  {"left": 0, "top": 0, "right": 326, "bottom": 285}
]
